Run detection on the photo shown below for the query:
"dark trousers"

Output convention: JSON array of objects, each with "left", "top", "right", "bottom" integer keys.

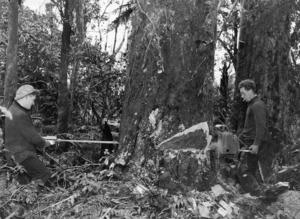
[
  {"left": 237, "top": 152, "right": 262, "bottom": 196},
  {"left": 19, "top": 156, "right": 51, "bottom": 184},
  {"left": 237, "top": 140, "right": 277, "bottom": 196}
]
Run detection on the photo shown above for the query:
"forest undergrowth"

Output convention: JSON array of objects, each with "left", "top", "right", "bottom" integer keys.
[{"left": 0, "top": 127, "right": 299, "bottom": 219}]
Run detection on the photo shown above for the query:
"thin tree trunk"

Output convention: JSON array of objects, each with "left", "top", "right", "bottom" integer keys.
[
  {"left": 57, "top": 0, "right": 71, "bottom": 133},
  {"left": 82, "top": 65, "right": 94, "bottom": 124},
  {"left": 100, "top": 80, "right": 109, "bottom": 123},
  {"left": 231, "top": 0, "right": 247, "bottom": 132},
  {"left": 233, "top": 0, "right": 292, "bottom": 135},
  {"left": 68, "top": 0, "right": 84, "bottom": 125},
  {"left": 112, "top": 0, "right": 124, "bottom": 54},
  {"left": 68, "top": 61, "right": 79, "bottom": 124},
  {"left": 112, "top": 24, "right": 127, "bottom": 57},
  {"left": 4, "top": 0, "right": 18, "bottom": 108}
]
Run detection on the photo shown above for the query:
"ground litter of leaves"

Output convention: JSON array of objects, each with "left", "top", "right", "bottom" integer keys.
[
  {"left": 0, "top": 129, "right": 296, "bottom": 219},
  {"left": 0, "top": 158, "right": 287, "bottom": 219}
]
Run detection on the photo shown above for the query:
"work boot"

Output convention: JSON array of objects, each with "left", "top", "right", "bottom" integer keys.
[{"left": 260, "top": 182, "right": 289, "bottom": 203}]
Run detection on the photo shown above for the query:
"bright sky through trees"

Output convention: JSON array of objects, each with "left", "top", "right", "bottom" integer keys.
[
  {"left": 23, "top": 0, "right": 128, "bottom": 55},
  {"left": 23, "top": 0, "right": 50, "bottom": 13}
]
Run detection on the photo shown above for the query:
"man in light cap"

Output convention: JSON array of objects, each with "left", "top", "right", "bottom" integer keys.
[{"left": 5, "top": 84, "right": 52, "bottom": 186}]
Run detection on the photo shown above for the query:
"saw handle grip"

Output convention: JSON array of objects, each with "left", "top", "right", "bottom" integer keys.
[{"left": 43, "top": 136, "right": 58, "bottom": 145}]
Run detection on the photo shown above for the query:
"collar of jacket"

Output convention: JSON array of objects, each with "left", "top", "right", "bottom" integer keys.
[
  {"left": 13, "top": 100, "right": 31, "bottom": 113},
  {"left": 248, "top": 95, "right": 259, "bottom": 105}
]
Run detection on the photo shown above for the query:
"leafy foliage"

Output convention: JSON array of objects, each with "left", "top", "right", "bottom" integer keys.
[
  {"left": 108, "top": 1, "right": 134, "bottom": 31},
  {"left": 0, "top": 1, "right": 126, "bottom": 126},
  {"left": 71, "top": 42, "right": 126, "bottom": 125}
]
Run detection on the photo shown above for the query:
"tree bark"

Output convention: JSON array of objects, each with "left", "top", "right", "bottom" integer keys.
[
  {"left": 233, "top": 0, "right": 292, "bottom": 135},
  {"left": 57, "top": 0, "right": 71, "bottom": 133},
  {"left": 4, "top": 0, "right": 18, "bottom": 108},
  {"left": 119, "top": 0, "right": 218, "bottom": 166},
  {"left": 68, "top": 0, "right": 85, "bottom": 125},
  {"left": 68, "top": 60, "right": 78, "bottom": 124}
]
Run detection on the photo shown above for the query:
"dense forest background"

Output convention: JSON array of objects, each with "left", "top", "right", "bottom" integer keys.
[
  {"left": 1, "top": 0, "right": 128, "bottom": 131},
  {"left": 1, "top": 0, "right": 300, "bottom": 218},
  {"left": 1, "top": 0, "right": 300, "bottom": 140}
]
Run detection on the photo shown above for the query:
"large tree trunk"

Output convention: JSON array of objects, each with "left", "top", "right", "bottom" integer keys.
[
  {"left": 57, "top": 0, "right": 71, "bottom": 133},
  {"left": 119, "top": 0, "right": 218, "bottom": 190},
  {"left": 4, "top": 0, "right": 18, "bottom": 107},
  {"left": 233, "top": 0, "right": 292, "bottom": 136}
]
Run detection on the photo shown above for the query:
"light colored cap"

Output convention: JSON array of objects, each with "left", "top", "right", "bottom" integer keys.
[{"left": 14, "top": 85, "right": 39, "bottom": 101}]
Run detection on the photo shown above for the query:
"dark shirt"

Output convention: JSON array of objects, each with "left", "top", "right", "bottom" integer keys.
[
  {"left": 239, "top": 96, "right": 269, "bottom": 147},
  {"left": 5, "top": 101, "right": 46, "bottom": 163}
]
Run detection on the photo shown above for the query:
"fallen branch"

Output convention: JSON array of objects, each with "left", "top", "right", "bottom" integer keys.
[
  {"left": 0, "top": 185, "right": 24, "bottom": 208},
  {"left": 39, "top": 192, "right": 80, "bottom": 212}
]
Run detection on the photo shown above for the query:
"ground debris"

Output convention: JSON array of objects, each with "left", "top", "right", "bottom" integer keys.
[{"left": 0, "top": 129, "right": 298, "bottom": 218}]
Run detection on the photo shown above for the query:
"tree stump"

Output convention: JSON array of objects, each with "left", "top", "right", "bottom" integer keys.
[{"left": 156, "top": 122, "right": 217, "bottom": 193}]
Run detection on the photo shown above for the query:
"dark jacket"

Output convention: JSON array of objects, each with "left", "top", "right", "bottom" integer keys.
[
  {"left": 5, "top": 101, "right": 46, "bottom": 163},
  {"left": 239, "top": 96, "right": 270, "bottom": 148}
]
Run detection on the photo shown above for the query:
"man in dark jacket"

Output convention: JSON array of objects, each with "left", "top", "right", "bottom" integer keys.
[
  {"left": 5, "top": 85, "right": 52, "bottom": 185},
  {"left": 237, "top": 79, "right": 273, "bottom": 196}
]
